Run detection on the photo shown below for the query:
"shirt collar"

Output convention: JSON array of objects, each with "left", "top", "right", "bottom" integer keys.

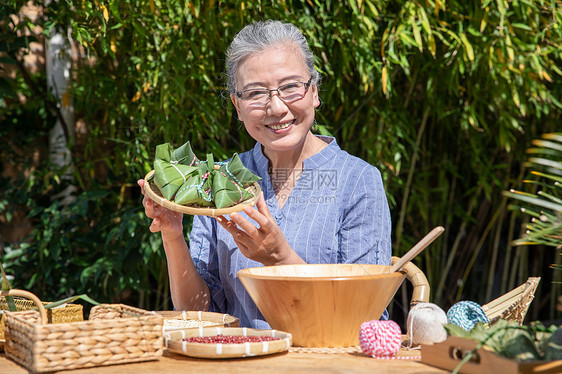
[{"left": 251, "top": 135, "right": 339, "bottom": 173}]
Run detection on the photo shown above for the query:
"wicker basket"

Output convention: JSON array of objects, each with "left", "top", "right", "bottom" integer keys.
[
  {"left": 482, "top": 277, "right": 540, "bottom": 325},
  {"left": 1, "top": 296, "right": 83, "bottom": 342},
  {"left": 2, "top": 289, "right": 163, "bottom": 373}
]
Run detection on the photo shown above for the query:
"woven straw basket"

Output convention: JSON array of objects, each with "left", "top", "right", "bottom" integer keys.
[
  {"left": 1, "top": 293, "right": 83, "bottom": 345},
  {"left": 2, "top": 289, "right": 163, "bottom": 373},
  {"left": 482, "top": 277, "right": 540, "bottom": 325}
]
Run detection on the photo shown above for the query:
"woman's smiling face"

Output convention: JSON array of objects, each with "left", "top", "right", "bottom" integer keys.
[{"left": 231, "top": 43, "right": 320, "bottom": 156}]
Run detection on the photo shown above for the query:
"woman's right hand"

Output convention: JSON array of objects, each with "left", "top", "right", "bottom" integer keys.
[
  {"left": 138, "top": 179, "right": 209, "bottom": 311},
  {"left": 138, "top": 179, "right": 184, "bottom": 240}
]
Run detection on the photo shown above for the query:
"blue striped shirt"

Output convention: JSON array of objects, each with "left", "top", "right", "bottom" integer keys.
[{"left": 189, "top": 136, "right": 392, "bottom": 328}]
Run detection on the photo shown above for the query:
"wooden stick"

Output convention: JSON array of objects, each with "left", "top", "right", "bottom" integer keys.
[{"left": 390, "top": 226, "right": 445, "bottom": 273}]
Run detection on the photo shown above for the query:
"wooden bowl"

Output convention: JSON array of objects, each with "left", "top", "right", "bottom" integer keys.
[{"left": 237, "top": 263, "right": 407, "bottom": 347}]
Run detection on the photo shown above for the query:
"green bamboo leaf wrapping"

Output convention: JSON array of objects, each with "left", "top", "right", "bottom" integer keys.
[
  {"left": 219, "top": 153, "right": 261, "bottom": 187},
  {"left": 154, "top": 142, "right": 261, "bottom": 208},
  {"left": 153, "top": 142, "right": 200, "bottom": 199},
  {"left": 213, "top": 171, "right": 253, "bottom": 209},
  {"left": 155, "top": 141, "right": 199, "bottom": 164},
  {"left": 174, "top": 161, "right": 214, "bottom": 206},
  {"left": 153, "top": 159, "right": 199, "bottom": 200}
]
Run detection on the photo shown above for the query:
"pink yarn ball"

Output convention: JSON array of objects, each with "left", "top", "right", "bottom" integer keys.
[{"left": 359, "top": 320, "right": 402, "bottom": 357}]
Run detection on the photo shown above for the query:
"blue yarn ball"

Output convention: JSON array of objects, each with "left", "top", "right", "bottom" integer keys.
[{"left": 447, "top": 301, "right": 489, "bottom": 331}]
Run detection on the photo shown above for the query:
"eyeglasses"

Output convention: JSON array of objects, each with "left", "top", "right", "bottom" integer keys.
[{"left": 236, "top": 77, "right": 313, "bottom": 106}]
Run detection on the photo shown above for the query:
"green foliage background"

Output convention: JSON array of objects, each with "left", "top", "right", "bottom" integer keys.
[{"left": 1, "top": 0, "right": 561, "bottom": 321}]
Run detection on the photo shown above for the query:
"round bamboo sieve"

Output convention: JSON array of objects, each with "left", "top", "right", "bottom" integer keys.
[{"left": 143, "top": 170, "right": 261, "bottom": 216}]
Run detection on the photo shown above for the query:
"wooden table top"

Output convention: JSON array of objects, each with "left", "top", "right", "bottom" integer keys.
[{"left": 0, "top": 348, "right": 448, "bottom": 374}]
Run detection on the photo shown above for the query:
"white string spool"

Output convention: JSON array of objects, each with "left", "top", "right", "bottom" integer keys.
[{"left": 407, "top": 302, "right": 448, "bottom": 346}]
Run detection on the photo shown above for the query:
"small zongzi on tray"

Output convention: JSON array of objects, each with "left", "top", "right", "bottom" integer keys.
[{"left": 144, "top": 141, "right": 261, "bottom": 215}]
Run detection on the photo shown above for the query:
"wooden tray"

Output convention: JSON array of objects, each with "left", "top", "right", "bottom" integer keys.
[
  {"left": 144, "top": 170, "right": 261, "bottom": 216},
  {"left": 421, "top": 336, "right": 562, "bottom": 374},
  {"left": 156, "top": 310, "right": 239, "bottom": 332},
  {"left": 164, "top": 327, "right": 292, "bottom": 359}
]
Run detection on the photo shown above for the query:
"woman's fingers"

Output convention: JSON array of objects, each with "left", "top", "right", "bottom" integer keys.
[
  {"left": 149, "top": 217, "right": 161, "bottom": 232},
  {"left": 138, "top": 179, "right": 184, "bottom": 238},
  {"left": 143, "top": 195, "right": 157, "bottom": 217},
  {"left": 216, "top": 216, "right": 251, "bottom": 245},
  {"left": 215, "top": 216, "right": 237, "bottom": 233},
  {"left": 218, "top": 193, "right": 277, "bottom": 240},
  {"left": 137, "top": 179, "right": 146, "bottom": 195},
  {"left": 242, "top": 193, "right": 273, "bottom": 230},
  {"left": 255, "top": 192, "right": 270, "bottom": 216},
  {"left": 229, "top": 212, "right": 259, "bottom": 235}
]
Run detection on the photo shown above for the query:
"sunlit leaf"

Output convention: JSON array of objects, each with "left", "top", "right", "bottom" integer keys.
[
  {"left": 503, "top": 191, "right": 562, "bottom": 212},
  {"left": 460, "top": 33, "right": 474, "bottom": 61},
  {"left": 411, "top": 15, "right": 423, "bottom": 51},
  {"left": 505, "top": 33, "right": 515, "bottom": 61},
  {"left": 382, "top": 65, "right": 387, "bottom": 95}
]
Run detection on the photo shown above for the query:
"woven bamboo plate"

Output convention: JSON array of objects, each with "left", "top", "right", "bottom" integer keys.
[
  {"left": 155, "top": 310, "right": 239, "bottom": 332},
  {"left": 164, "top": 327, "right": 292, "bottom": 359},
  {"left": 143, "top": 170, "right": 261, "bottom": 216},
  {"left": 482, "top": 277, "right": 540, "bottom": 325}
]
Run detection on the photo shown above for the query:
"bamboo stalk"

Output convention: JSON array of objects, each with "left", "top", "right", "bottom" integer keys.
[
  {"left": 501, "top": 207, "right": 517, "bottom": 294},
  {"left": 519, "top": 246, "right": 528, "bottom": 288},
  {"left": 439, "top": 147, "right": 461, "bottom": 299},
  {"left": 394, "top": 107, "right": 430, "bottom": 254},
  {"left": 509, "top": 245, "right": 521, "bottom": 293},
  {"left": 550, "top": 251, "right": 562, "bottom": 321},
  {"left": 485, "top": 198, "right": 507, "bottom": 301},
  {"left": 435, "top": 208, "right": 473, "bottom": 304},
  {"left": 456, "top": 199, "right": 504, "bottom": 300}
]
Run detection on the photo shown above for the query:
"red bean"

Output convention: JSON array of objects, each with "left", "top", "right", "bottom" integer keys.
[{"left": 183, "top": 334, "right": 281, "bottom": 344}]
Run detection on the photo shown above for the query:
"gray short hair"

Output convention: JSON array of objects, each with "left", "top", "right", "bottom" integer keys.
[{"left": 226, "top": 20, "right": 320, "bottom": 94}]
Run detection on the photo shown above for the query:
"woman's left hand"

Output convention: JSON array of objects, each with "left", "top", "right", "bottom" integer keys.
[{"left": 215, "top": 192, "right": 305, "bottom": 266}]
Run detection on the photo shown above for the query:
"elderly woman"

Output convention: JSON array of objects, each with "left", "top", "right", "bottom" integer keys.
[{"left": 139, "top": 20, "right": 392, "bottom": 328}]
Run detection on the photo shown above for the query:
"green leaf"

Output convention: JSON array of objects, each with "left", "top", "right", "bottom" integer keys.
[
  {"left": 0, "top": 262, "right": 16, "bottom": 312},
  {"left": 526, "top": 157, "right": 562, "bottom": 171},
  {"left": 43, "top": 294, "right": 101, "bottom": 309},
  {"left": 511, "top": 23, "right": 533, "bottom": 31},
  {"left": 460, "top": 33, "right": 474, "bottom": 61},
  {"left": 410, "top": 15, "right": 423, "bottom": 51},
  {"left": 0, "top": 56, "right": 17, "bottom": 64},
  {"left": 0, "top": 77, "right": 16, "bottom": 98},
  {"left": 0, "top": 262, "right": 12, "bottom": 291},
  {"left": 503, "top": 191, "right": 562, "bottom": 212}
]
